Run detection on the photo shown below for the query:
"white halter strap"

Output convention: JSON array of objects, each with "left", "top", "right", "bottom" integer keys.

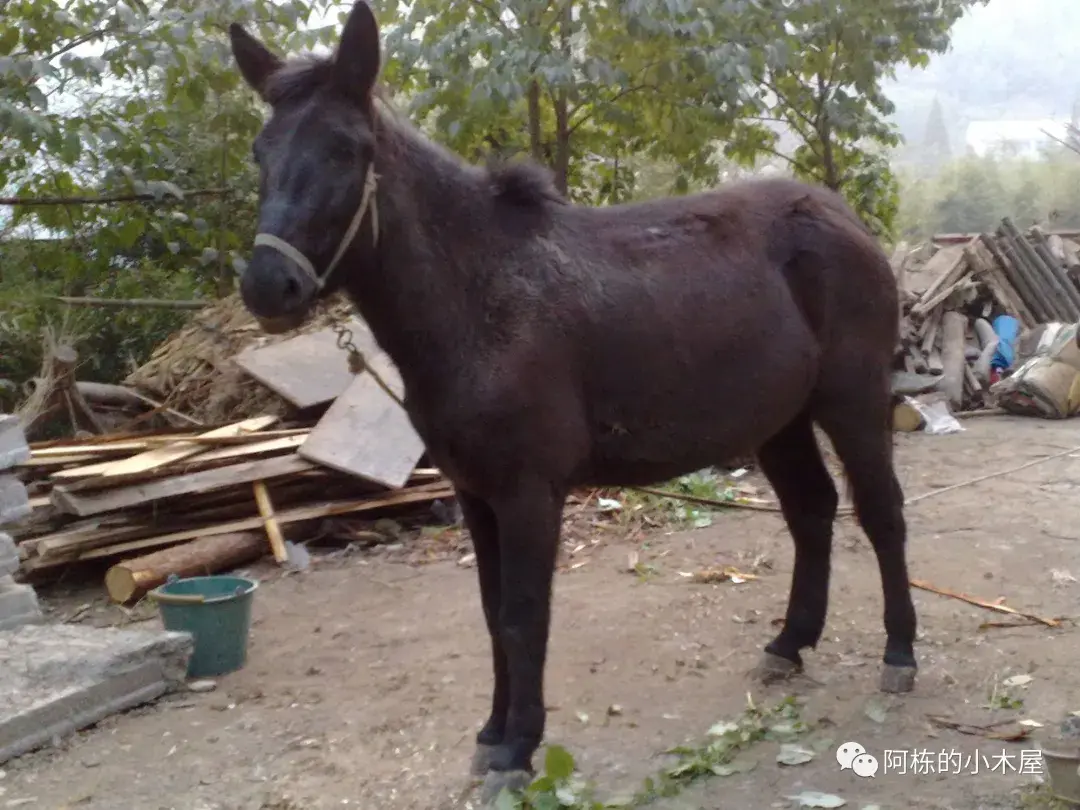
[{"left": 252, "top": 166, "right": 379, "bottom": 291}]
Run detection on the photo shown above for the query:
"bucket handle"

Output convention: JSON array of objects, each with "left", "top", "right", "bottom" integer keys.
[
  {"left": 150, "top": 592, "right": 207, "bottom": 605},
  {"left": 149, "top": 575, "right": 250, "bottom": 606}
]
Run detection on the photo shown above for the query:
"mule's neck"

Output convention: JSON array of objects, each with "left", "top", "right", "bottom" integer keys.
[{"left": 340, "top": 113, "right": 495, "bottom": 396}]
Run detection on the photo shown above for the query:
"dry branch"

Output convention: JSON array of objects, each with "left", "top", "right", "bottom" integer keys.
[{"left": 0, "top": 188, "right": 229, "bottom": 206}]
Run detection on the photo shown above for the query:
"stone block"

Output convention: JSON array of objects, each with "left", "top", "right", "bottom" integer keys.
[
  {"left": 0, "top": 474, "right": 29, "bottom": 526},
  {"left": 0, "top": 580, "right": 41, "bottom": 631},
  {"left": 0, "top": 533, "right": 17, "bottom": 577},
  {"left": 0, "top": 623, "right": 194, "bottom": 764},
  {"left": 0, "top": 415, "right": 29, "bottom": 471}
]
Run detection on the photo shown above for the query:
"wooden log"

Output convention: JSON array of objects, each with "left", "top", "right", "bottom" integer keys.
[
  {"left": 915, "top": 246, "right": 969, "bottom": 307},
  {"left": 1027, "top": 225, "right": 1080, "bottom": 313},
  {"left": 934, "top": 229, "right": 1080, "bottom": 245},
  {"left": 104, "top": 531, "right": 267, "bottom": 604},
  {"left": 965, "top": 241, "right": 1036, "bottom": 328},
  {"left": 964, "top": 363, "right": 983, "bottom": 396},
  {"left": 72, "top": 382, "right": 152, "bottom": 411},
  {"left": 920, "top": 311, "right": 942, "bottom": 356},
  {"left": 911, "top": 277, "right": 976, "bottom": 318},
  {"left": 982, "top": 233, "right": 1055, "bottom": 323},
  {"left": 941, "top": 311, "right": 967, "bottom": 408},
  {"left": 995, "top": 229, "right": 1067, "bottom": 321},
  {"left": 1000, "top": 219, "right": 1080, "bottom": 320}
]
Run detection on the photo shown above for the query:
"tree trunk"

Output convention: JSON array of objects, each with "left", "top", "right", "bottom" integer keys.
[
  {"left": 820, "top": 123, "right": 839, "bottom": 191},
  {"left": 527, "top": 80, "right": 543, "bottom": 163},
  {"left": 553, "top": 92, "right": 570, "bottom": 195},
  {"left": 104, "top": 531, "right": 267, "bottom": 604},
  {"left": 552, "top": 0, "right": 574, "bottom": 196}
]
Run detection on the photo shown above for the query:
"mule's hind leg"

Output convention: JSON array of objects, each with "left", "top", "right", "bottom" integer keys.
[
  {"left": 817, "top": 399, "right": 918, "bottom": 693},
  {"left": 755, "top": 415, "right": 839, "bottom": 681},
  {"left": 457, "top": 490, "right": 510, "bottom": 777}
]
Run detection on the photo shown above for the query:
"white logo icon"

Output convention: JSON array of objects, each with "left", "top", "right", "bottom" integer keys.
[
  {"left": 836, "top": 741, "right": 866, "bottom": 770},
  {"left": 851, "top": 752, "right": 879, "bottom": 778}
]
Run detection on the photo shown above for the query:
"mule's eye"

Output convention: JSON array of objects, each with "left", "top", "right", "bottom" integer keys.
[{"left": 327, "top": 136, "right": 357, "bottom": 163}]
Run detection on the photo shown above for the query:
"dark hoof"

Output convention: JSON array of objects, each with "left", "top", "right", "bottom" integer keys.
[
  {"left": 469, "top": 743, "right": 497, "bottom": 777},
  {"left": 480, "top": 770, "right": 533, "bottom": 807},
  {"left": 755, "top": 652, "right": 801, "bottom": 684},
  {"left": 880, "top": 664, "right": 917, "bottom": 694}
]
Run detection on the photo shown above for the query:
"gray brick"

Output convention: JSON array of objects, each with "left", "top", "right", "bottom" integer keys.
[
  {"left": 0, "top": 416, "right": 29, "bottom": 472},
  {"left": 0, "top": 581, "right": 41, "bottom": 630},
  {"left": 0, "top": 474, "right": 29, "bottom": 526},
  {"left": 0, "top": 533, "right": 16, "bottom": 577}
]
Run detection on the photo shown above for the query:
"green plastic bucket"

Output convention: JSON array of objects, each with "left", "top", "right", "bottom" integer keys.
[{"left": 149, "top": 574, "right": 258, "bottom": 679}]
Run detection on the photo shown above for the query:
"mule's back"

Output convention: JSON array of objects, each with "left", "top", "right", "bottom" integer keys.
[{"left": 517, "top": 177, "right": 896, "bottom": 483}]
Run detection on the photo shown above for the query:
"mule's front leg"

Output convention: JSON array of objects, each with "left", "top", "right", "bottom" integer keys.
[
  {"left": 457, "top": 491, "right": 509, "bottom": 778},
  {"left": 479, "top": 485, "right": 564, "bottom": 805}
]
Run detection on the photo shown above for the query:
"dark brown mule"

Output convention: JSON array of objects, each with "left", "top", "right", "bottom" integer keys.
[{"left": 229, "top": 1, "right": 917, "bottom": 802}]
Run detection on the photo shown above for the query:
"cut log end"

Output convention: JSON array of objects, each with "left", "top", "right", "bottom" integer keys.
[{"left": 104, "top": 531, "right": 267, "bottom": 604}]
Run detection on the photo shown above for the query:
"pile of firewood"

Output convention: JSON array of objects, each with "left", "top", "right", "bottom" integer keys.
[
  {"left": 11, "top": 416, "right": 454, "bottom": 603},
  {"left": 894, "top": 219, "right": 1080, "bottom": 411}
]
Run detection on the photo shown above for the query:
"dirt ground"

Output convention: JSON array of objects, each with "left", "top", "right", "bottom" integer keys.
[{"left": 4, "top": 415, "right": 1080, "bottom": 810}]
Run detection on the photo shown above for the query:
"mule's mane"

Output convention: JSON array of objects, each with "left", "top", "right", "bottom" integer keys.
[{"left": 262, "top": 53, "right": 566, "bottom": 213}]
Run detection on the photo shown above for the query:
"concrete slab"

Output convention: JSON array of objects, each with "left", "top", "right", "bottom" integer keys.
[
  {"left": 0, "top": 474, "right": 29, "bottom": 526},
  {"left": 0, "top": 623, "right": 193, "bottom": 764},
  {"left": 0, "top": 415, "right": 29, "bottom": 471}
]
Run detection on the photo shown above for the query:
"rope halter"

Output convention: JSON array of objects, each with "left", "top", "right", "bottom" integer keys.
[{"left": 252, "top": 166, "right": 379, "bottom": 292}]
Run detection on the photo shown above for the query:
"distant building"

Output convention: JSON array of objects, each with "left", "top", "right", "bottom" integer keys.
[{"left": 964, "top": 119, "right": 1070, "bottom": 160}]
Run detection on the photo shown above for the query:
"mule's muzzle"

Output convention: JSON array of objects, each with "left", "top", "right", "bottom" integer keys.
[{"left": 240, "top": 247, "right": 318, "bottom": 334}]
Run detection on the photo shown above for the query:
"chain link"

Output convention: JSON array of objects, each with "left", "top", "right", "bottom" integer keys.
[{"left": 331, "top": 317, "right": 405, "bottom": 409}]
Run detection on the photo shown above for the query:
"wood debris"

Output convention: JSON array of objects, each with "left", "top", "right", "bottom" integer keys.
[
  {"left": 2, "top": 295, "right": 470, "bottom": 604},
  {"left": 893, "top": 222, "right": 1080, "bottom": 414},
  {"left": 8, "top": 417, "right": 454, "bottom": 602},
  {"left": 910, "top": 578, "right": 1062, "bottom": 628}
]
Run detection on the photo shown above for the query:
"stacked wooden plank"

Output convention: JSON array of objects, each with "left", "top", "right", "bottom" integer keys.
[
  {"left": 10, "top": 415, "right": 453, "bottom": 601},
  {"left": 6, "top": 296, "right": 457, "bottom": 605},
  {"left": 894, "top": 221, "right": 1080, "bottom": 412}
]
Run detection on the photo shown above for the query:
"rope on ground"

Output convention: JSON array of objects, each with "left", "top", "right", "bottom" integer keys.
[{"left": 904, "top": 442, "right": 1080, "bottom": 507}]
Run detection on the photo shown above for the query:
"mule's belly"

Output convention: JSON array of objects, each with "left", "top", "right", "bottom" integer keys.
[{"left": 575, "top": 314, "right": 820, "bottom": 487}]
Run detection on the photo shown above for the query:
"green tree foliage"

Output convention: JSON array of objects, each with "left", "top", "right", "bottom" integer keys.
[
  {"left": 720, "top": 0, "right": 986, "bottom": 237},
  {"left": 1, "top": 0, "right": 981, "bottom": 390},
  {"left": 0, "top": 0, "right": 338, "bottom": 385},
  {"left": 378, "top": 0, "right": 740, "bottom": 203},
  {"left": 379, "top": 0, "right": 985, "bottom": 233}
]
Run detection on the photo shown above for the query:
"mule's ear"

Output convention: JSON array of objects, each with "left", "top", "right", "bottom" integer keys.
[
  {"left": 333, "top": 0, "right": 381, "bottom": 104},
  {"left": 229, "top": 22, "right": 282, "bottom": 97}
]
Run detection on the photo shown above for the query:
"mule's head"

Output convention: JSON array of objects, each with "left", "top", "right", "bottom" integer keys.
[{"left": 229, "top": 1, "right": 382, "bottom": 333}]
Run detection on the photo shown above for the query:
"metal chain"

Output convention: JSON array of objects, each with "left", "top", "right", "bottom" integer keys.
[{"left": 331, "top": 318, "right": 405, "bottom": 409}]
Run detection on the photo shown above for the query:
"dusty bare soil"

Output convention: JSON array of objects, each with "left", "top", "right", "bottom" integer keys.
[{"left": 4, "top": 415, "right": 1080, "bottom": 810}]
